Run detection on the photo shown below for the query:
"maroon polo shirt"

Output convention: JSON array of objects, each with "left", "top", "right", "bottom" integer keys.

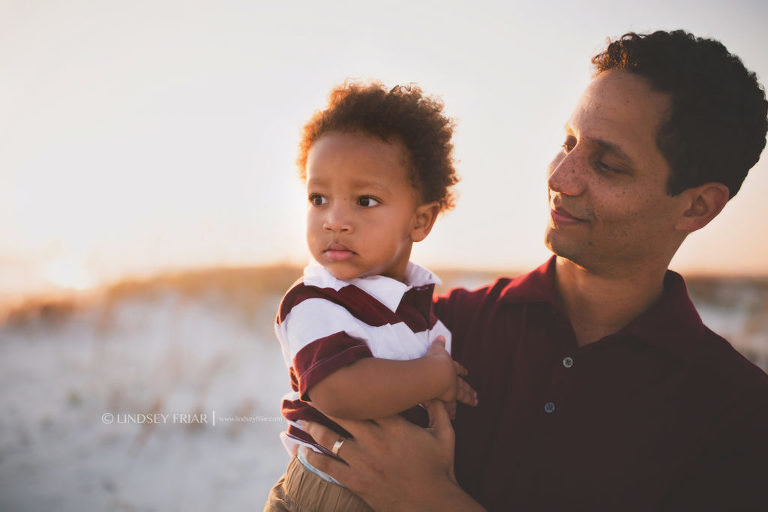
[{"left": 435, "top": 257, "right": 768, "bottom": 511}]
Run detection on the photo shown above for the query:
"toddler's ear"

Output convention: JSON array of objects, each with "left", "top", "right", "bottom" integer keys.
[{"left": 411, "top": 201, "right": 441, "bottom": 242}]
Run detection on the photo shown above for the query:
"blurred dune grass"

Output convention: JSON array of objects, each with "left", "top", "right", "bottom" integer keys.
[
  {"left": 0, "top": 265, "right": 304, "bottom": 329},
  {"left": 2, "top": 265, "right": 767, "bottom": 372},
  {"left": 3, "top": 265, "right": 768, "bottom": 326}
]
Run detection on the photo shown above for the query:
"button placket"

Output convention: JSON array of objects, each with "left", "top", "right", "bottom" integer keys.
[
  {"left": 542, "top": 312, "right": 578, "bottom": 418},
  {"left": 544, "top": 356, "right": 575, "bottom": 416}
]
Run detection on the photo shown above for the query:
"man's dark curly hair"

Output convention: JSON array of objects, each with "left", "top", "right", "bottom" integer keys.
[
  {"left": 297, "top": 81, "right": 458, "bottom": 211},
  {"left": 592, "top": 30, "right": 768, "bottom": 198}
]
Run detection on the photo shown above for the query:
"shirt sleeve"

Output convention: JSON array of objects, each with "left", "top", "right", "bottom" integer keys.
[
  {"left": 278, "top": 295, "right": 373, "bottom": 401},
  {"left": 433, "top": 283, "right": 495, "bottom": 356},
  {"left": 433, "top": 287, "right": 470, "bottom": 347}
]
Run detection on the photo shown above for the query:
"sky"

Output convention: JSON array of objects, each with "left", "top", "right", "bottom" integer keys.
[{"left": 2, "top": 0, "right": 768, "bottom": 296}]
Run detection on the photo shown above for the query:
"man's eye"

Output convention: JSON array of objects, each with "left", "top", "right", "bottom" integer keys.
[
  {"left": 596, "top": 161, "right": 622, "bottom": 174},
  {"left": 358, "top": 196, "right": 381, "bottom": 207},
  {"left": 309, "top": 194, "right": 327, "bottom": 206},
  {"left": 561, "top": 136, "right": 576, "bottom": 153}
]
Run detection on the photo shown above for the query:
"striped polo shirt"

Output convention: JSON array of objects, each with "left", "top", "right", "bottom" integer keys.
[{"left": 275, "top": 260, "right": 452, "bottom": 457}]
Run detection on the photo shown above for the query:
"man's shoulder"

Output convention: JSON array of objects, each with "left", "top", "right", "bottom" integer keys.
[
  {"left": 439, "top": 276, "right": 515, "bottom": 304},
  {"left": 692, "top": 325, "right": 768, "bottom": 394},
  {"left": 434, "top": 276, "right": 526, "bottom": 318},
  {"left": 436, "top": 261, "right": 556, "bottom": 312}
]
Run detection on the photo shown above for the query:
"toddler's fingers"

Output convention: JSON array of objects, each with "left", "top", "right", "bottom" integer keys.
[
  {"left": 453, "top": 360, "right": 469, "bottom": 377},
  {"left": 456, "top": 378, "right": 479, "bottom": 407},
  {"left": 426, "top": 336, "right": 449, "bottom": 357}
]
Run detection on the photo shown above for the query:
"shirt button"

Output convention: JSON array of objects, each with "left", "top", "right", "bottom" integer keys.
[
  {"left": 562, "top": 356, "right": 574, "bottom": 368},
  {"left": 544, "top": 402, "right": 556, "bottom": 414}
]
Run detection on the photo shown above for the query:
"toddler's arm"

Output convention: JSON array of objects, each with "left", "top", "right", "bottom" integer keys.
[{"left": 308, "top": 337, "right": 477, "bottom": 420}]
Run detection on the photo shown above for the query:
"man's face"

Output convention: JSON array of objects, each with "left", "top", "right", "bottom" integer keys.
[{"left": 545, "top": 70, "right": 689, "bottom": 275}]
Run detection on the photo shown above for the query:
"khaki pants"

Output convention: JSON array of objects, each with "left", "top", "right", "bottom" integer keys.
[{"left": 264, "top": 456, "right": 374, "bottom": 512}]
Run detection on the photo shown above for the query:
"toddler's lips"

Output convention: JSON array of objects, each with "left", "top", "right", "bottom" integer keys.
[
  {"left": 324, "top": 250, "right": 355, "bottom": 262},
  {"left": 324, "top": 243, "right": 356, "bottom": 262}
]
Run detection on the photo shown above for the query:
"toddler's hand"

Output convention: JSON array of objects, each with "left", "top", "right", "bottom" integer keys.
[
  {"left": 427, "top": 337, "right": 478, "bottom": 420},
  {"left": 454, "top": 362, "right": 478, "bottom": 407},
  {"left": 425, "top": 335, "right": 452, "bottom": 360}
]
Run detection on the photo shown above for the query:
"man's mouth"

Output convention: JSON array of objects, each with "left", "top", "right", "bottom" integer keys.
[
  {"left": 324, "top": 242, "right": 357, "bottom": 262},
  {"left": 550, "top": 204, "right": 587, "bottom": 225}
]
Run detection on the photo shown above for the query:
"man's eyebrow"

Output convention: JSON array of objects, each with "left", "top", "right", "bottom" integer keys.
[{"left": 563, "top": 124, "right": 634, "bottom": 163}]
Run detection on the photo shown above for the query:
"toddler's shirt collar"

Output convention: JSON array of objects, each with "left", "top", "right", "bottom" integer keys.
[{"left": 303, "top": 260, "right": 442, "bottom": 313}]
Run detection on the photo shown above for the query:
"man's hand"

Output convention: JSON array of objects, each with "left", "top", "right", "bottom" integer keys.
[
  {"left": 301, "top": 400, "right": 485, "bottom": 512},
  {"left": 425, "top": 337, "right": 478, "bottom": 418}
]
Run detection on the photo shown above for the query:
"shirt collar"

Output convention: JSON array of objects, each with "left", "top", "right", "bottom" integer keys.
[
  {"left": 619, "top": 270, "right": 704, "bottom": 359},
  {"left": 500, "top": 255, "right": 704, "bottom": 360},
  {"left": 498, "top": 256, "right": 559, "bottom": 305},
  {"left": 303, "top": 259, "right": 442, "bottom": 313}
]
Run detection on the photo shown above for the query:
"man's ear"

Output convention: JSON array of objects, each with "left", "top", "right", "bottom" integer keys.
[
  {"left": 675, "top": 182, "right": 730, "bottom": 234},
  {"left": 410, "top": 201, "right": 441, "bottom": 243}
]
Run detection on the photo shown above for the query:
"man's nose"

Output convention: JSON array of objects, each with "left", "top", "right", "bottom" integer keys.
[
  {"left": 323, "top": 205, "right": 353, "bottom": 233},
  {"left": 547, "top": 150, "right": 586, "bottom": 197}
]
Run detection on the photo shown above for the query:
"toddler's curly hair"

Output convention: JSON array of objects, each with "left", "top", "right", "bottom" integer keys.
[{"left": 298, "top": 81, "right": 459, "bottom": 211}]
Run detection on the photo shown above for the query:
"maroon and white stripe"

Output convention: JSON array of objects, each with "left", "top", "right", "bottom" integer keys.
[{"left": 275, "top": 260, "right": 452, "bottom": 458}]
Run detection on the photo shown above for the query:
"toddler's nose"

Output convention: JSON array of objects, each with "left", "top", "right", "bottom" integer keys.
[{"left": 323, "top": 208, "right": 353, "bottom": 233}]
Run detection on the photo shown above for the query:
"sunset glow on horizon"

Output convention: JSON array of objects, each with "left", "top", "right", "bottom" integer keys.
[{"left": 3, "top": 1, "right": 768, "bottom": 299}]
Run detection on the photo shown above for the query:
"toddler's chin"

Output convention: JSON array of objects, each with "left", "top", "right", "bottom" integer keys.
[{"left": 326, "top": 265, "right": 365, "bottom": 282}]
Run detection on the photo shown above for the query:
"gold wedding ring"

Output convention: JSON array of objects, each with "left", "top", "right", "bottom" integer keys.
[{"left": 331, "top": 438, "right": 345, "bottom": 456}]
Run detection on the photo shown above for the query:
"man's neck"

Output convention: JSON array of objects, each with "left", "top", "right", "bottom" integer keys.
[{"left": 554, "top": 257, "right": 667, "bottom": 347}]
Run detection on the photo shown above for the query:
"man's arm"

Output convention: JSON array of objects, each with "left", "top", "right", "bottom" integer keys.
[
  {"left": 310, "top": 338, "right": 477, "bottom": 419},
  {"left": 302, "top": 400, "right": 486, "bottom": 512}
]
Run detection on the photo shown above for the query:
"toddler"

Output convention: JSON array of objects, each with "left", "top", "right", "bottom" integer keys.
[{"left": 264, "top": 81, "right": 477, "bottom": 512}]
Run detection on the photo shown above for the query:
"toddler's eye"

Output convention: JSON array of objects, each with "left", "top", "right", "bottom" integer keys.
[
  {"left": 309, "top": 193, "right": 327, "bottom": 206},
  {"left": 358, "top": 196, "right": 381, "bottom": 207}
]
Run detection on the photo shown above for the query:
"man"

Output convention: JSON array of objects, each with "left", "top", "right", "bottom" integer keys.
[{"left": 301, "top": 30, "right": 768, "bottom": 511}]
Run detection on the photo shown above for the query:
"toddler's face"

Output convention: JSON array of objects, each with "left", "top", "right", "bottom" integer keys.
[{"left": 305, "top": 131, "right": 421, "bottom": 283}]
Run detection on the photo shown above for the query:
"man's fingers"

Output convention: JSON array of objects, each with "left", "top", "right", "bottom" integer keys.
[
  {"left": 424, "top": 399, "right": 457, "bottom": 482},
  {"left": 299, "top": 420, "right": 367, "bottom": 486},
  {"left": 300, "top": 419, "right": 348, "bottom": 454},
  {"left": 303, "top": 415, "right": 390, "bottom": 457},
  {"left": 444, "top": 399, "right": 457, "bottom": 420},
  {"left": 303, "top": 446, "right": 354, "bottom": 483},
  {"left": 424, "top": 399, "right": 455, "bottom": 446}
]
